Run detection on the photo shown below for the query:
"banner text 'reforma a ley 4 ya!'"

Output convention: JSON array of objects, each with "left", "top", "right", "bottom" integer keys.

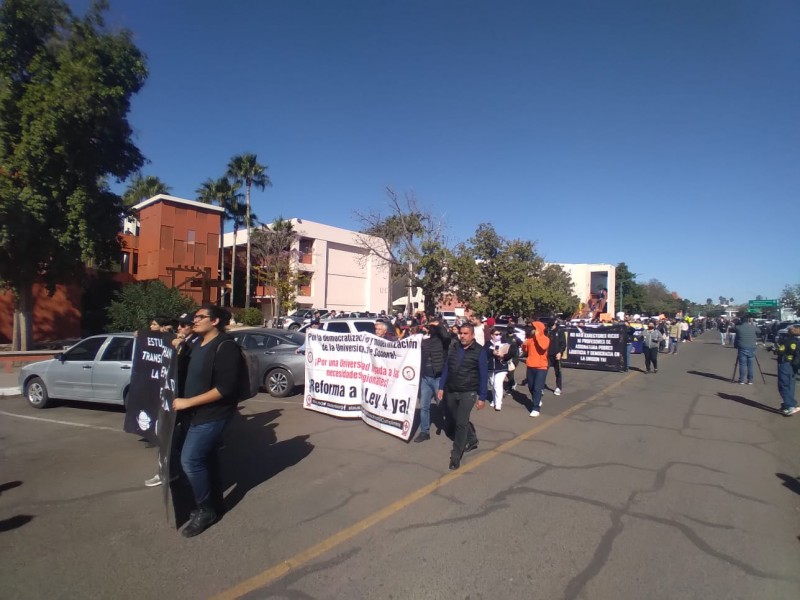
[{"left": 303, "top": 331, "right": 421, "bottom": 441}]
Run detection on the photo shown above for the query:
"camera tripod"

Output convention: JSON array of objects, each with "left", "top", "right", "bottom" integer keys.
[{"left": 730, "top": 351, "right": 767, "bottom": 385}]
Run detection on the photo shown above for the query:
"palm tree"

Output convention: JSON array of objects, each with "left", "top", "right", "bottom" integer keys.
[
  {"left": 227, "top": 153, "right": 271, "bottom": 308},
  {"left": 196, "top": 177, "right": 240, "bottom": 306},
  {"left": 123, "top": 173, "right": 171, "bottom": 206}
]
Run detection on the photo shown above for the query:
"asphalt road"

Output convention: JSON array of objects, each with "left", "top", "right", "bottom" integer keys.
[{"left": 1, "top": 332, "right": 798, "bottom": 600}]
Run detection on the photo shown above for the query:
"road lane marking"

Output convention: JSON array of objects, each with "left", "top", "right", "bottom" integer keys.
[
  {"left": 0, "top": 410, "right": 122, "bottom": 433},
  {"left": 212, "top": 372, "right": 636, "bottom": 599}
]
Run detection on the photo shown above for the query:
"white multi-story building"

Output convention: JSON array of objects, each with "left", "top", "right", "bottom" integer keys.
[{"left": 222, "top": 219, "right": 390, "bottom": 319}]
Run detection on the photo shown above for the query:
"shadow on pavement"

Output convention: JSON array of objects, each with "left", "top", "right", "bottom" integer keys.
[
  {"left": 221, "top": 409, "right": 314, "bottom": 513},
  {"left": 168, "top": 408, "right": 314, "bottom": 528},
  {"left": 0, "top": 515, "right": 34, "bottom": 532},
  {"left": 776, "top": 473, "right": 800, "bottom": 496},
  {"left": 0, "top": 480, "right": 34, "bottom": 533},
  {"left": 717, "top": 392, "right": 782, "bottom": 415},
  {"left": 688, "top": 370, "right": 733, "bottom": 382}
]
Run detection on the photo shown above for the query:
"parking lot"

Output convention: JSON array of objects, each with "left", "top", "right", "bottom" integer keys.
[{"left": 1, "top": 336, "right": 799, "bottom": 599}]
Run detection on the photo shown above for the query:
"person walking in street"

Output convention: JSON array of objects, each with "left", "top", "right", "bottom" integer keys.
[
  {"left": 642, "top": 321, "right": 663, "bottom": 373},
  {"left": 547, "top": 319, "right": 567, "bottom": 396},
  {"left": 485, "top": 327, "right": 512, "bottom": 411},
  {"left": 502, "top": 322, "right": 520, "bottom": 394},
  {"left": 734, "top": 316, "right": 758, "bottom": 385},
  {"left": 437, "top": 323, "right": 488, "bottom": 471},
  {"left": 172, "top": 304, "right": 244, "bottom": 537},
  {"left": 521, "top": 321, "right": 550, "bottom": 416},
  {"left": 145, "top": 312, "right": 199, "bottom": 488},
  {"left": 414, "top": 316, "right": 449, "bottom": 443},
  {"left": 773, "top": 325, "right": 800, "bottom": 416},
  {"left": 669, "top": 319, "right": 682, "bottom": 355}
]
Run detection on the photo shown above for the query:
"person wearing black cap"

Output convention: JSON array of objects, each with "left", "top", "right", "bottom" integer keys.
[{"left": 413, "top": 316, "right": 448, "bottom": 443}]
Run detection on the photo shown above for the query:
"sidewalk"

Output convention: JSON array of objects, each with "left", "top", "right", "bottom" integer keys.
[{"left": 0, "top": 367, "right": 22, "bottom": 396}]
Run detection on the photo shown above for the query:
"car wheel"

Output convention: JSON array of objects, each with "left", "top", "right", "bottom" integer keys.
[
  {"left": 26, "top": 376, "right": 51, "bottom": 409},
  {"left": 288, "top": 323, "right": 300, "bottom": 331},
  {"left": 266, "top": 368, "right": 294, "bottom": 398}
]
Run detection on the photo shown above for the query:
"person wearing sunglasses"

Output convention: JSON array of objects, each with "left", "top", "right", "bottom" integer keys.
[{"left": 171, "top": 304, "right": 243, "bottom": 537}]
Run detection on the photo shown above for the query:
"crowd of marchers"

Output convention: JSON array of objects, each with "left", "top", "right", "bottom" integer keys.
[{"left": 139, "top": 305, "right": 799, "bottom": 538}]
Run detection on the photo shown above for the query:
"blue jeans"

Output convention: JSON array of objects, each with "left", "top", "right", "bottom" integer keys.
[
  {"left": 418, "top": 375, "right": 438, "bottom": 435},
  {"left": 625, "top": 343, "right": 632, "bottom": 370},
  {"left": 181, "top": 417, "right": 229, "bottom": 505},
  {"left": 670, "top": 337, "right": 679, "bottom": 354},
  {"left": 526, "top": 368, "right": 547, "bottom": 410},
  {"left": 777, "top": 362, "right": 797, "bottom": 410},
  {"left": 737, "top": 347, "right": 755, "bottom": 383}
]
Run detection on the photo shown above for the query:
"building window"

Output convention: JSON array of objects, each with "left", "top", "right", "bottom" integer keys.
[
  {"left": 187, "top": 229, "right": 196, "bottom": 244},
  {"left": 132, "top": 253, "right": 138, "bottom": 275},
  {"left": 160, "top": 225, "right": 173, "bottom": 250},
  {"left": 299, "top": 238, "right": 313, "bottom": 264},
  {"left": 120, "top": 252, "right": 130, "bottom": 273}
]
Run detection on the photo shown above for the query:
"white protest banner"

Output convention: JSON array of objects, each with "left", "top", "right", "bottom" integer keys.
[{"left": 303, "top": 330, "right": 422, "bottom": 441}]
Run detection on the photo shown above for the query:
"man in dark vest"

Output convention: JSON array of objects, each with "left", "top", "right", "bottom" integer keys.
[{"left": 437, "top": 322, "right": 488, "bottom": 470}]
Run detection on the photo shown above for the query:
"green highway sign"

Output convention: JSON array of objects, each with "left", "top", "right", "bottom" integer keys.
[{"left": 748, "top": 299, "right": 778, "bottom": 308}]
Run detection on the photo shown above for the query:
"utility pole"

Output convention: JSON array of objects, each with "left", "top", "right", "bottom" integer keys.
[{"left": 406, "top": 261, "right": 413, "bottom": 316}]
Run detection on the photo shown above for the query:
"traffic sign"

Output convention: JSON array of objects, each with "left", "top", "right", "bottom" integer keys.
[{"left": 748, "top": 299, "right": 778, "bottom": 308}]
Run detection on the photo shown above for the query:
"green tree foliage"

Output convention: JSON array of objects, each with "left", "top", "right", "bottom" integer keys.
[
  {"left": 614, "top": 262, "right": 644, "bottom": 314},
  {"left": 356, "top": 187, "right": 445, "bottom": 313},
  {"left": 236, "top": 307, "right": 263, "bottom": 327},
  {"left": 449, "top": 223, "right": 579, "bottom": 318},
  {"left": 780, "top": 284, "right": 800, "bottom": 313},
  {"left": 640, "top": 279, "right": 682, "bottom": 316},
  {"left": 107, "top": 280, "right": 195, "bottom": 332},
  {"left": 0, "top": 0, "right": 147, "bottom": 349},
  {"left": 227, "top": 153, "right": 271, "bottom": 309},
  {"left": 122, "top": 173, "right": 170, "bottom": 206}
]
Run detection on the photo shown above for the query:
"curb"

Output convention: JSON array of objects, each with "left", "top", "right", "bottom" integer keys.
[{"left": 0, "top": 387, "right": 21, "bottom": 397}]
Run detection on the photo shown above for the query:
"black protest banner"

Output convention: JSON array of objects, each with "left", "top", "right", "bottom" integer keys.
[
  {"left": 124, "top": 330, "right": 177, "bottom": 443},
  {"left": 562, "top": 325, "right": 627, "bottom": 372}
]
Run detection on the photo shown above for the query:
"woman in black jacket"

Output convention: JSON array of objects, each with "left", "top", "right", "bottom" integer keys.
[{"left": 547, "top": 320, "right": 567, "bottom": 396}]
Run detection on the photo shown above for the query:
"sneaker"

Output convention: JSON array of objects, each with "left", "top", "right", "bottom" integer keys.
[
  {"left": 449, "top": 458, "right": 460, "bottom": 470},
  {"left": 494, "top": 405, "right": 502, "bottom": 411},
  {"left": 413, "top": 432, "right": 430, "bottom": 443},
  {"left": 781, "top": 407, "right": 800, "bottom": 417},
  {"left": 739, "top": 382, "right": 746, "bottom": 385},
  {"left": 465, "top": 441, "right": 479, "bottom": 453},
  {"left": 144, "top": 474, "right": 162, "bottom": 487},
  {"left": 746, "top": 382, "right": 753, "bottom": 385},
  {"left": 489, "top": 401, "right": 495, "bottom": 408},
  {"left": 529, "top": 410, "right": 540, "bottom": 417},
  {"left": 554, "top": 388, "right": 562, "bottom": 396},
  {"left": 654, "top": 369, "right": 658, "bottom": 373}
]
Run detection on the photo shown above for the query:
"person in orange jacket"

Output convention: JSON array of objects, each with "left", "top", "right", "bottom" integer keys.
[{"left": 520, "top": 321, "right": 550, "bottom": 417}]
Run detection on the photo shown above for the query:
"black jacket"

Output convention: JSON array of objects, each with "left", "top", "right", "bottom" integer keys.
[
  {"left": 547, "top": 326, "right": 567, "bottom": 357},
  {"left": 420, "top": 322, "right": 449, "bottom": 377},
  {"left": 184, "top": 332, "right": 242, "bottom": 425}
]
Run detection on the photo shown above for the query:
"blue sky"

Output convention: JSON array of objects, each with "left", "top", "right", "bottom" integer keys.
[{"left": 74, "top": 0, "right": 799, "bottom": 304}]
